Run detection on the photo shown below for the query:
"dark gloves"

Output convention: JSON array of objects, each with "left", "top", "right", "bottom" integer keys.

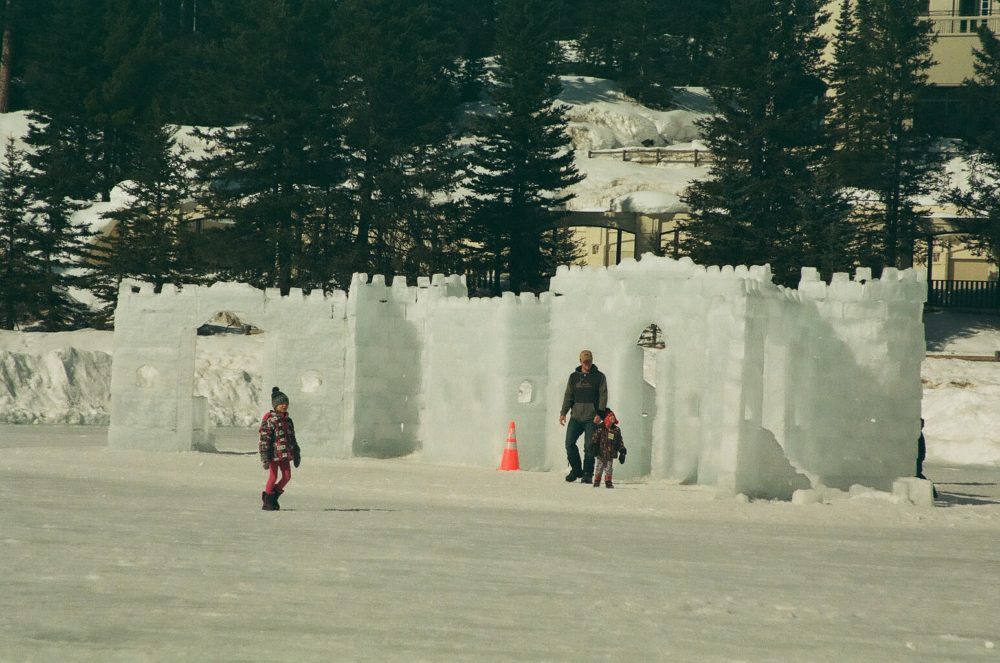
[
  {"left": 293, "top": 451, "right": 301, "bottom": 468},
  {"left": 262, "top": 460, "right": 269, "bottom": 470},
  {"left": 618, "top": 448, "right": 627, "bottom": 464}
]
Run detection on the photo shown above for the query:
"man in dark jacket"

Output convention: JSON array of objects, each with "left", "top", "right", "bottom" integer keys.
[{"left": 559, "top": 349, "right": 608, "bottom": 483}]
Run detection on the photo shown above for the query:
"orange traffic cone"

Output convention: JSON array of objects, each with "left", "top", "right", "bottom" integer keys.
[{"left": 498, "top": 420, "right": 521, "bottom": 471}]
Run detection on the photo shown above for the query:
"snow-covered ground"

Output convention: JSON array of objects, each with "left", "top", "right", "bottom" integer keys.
[{"left": 2, "top": 426, "right": 998, "bottom": 662}]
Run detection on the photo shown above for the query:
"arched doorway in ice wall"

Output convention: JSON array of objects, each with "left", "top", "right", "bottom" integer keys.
[
  {"left": 194, "top": 311, "right": 265, "bottom": 450},
  {"left": 636, "top": 323, "right": 664, "bottom": 479},
  {"left": 602, "top": 319, "right": 669, "bottom": 481}
]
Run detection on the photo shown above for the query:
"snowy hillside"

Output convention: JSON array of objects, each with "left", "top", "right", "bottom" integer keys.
[
  {"left": 0, "top": 77, "right": 712, "bottom": 233},
  {"left": 558, "top": 78, "right": 711, "bottom": 213}
]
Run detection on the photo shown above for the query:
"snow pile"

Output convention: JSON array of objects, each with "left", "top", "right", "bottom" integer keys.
[
  {"left": 567, "top": 157, "right": 701, "bottom": 213},
  {"left": 0, "top": 330, "right": 112, "bottom": 424},
  {"left": 193, "top": 334, "right": 263, "bottom": 427},
  {"left": 791, "top": 479, "right": 935, "bottom": 506},
  {"left": 559, "top": 76, "right": 708, "bottom": 151},
  {"left": 922, "top": 358, "right": 1000, "bottom": 466},
  {"left": 0, "top": 329, "right": 261, "bottom": 427},
  {"left": 921, "top": 311, "right": 1000, "bottom": 466}
]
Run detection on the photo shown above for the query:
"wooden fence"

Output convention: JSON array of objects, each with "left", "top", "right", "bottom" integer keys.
[
  {"left": 586, "top": 147, "right": 713, "bottom": 166},
  {"left": 928, "top": 280, "right": 1000, "bottom": 309}
]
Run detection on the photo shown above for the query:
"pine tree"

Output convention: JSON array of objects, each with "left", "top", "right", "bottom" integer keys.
[
  {"left": 829, "top": 0, "right": 941, "bottom": 270},
  {"left": 465, "top": 0, "right": 583, "bottom": 294},
  {"left": 86, "top": 0, "right": 169, "bottom": 202},
  {"left": 24, "top": 1, "right": 172, "bottom": 202},
  {"left": 90, "top": 121, "right": 200, "bottom": 324},
  {"left": 194, "top": 0, "right": 347, "bottom": 294},
  {"left": 440, "top": 0, "right": 496, "bottom": 103},
  {"left": 578, "top": 0, "right": 674, "bottom": 106},
  {"left": 19, "top": 0, "right": 105, "bottom": 118},
  {"left": 947, "top": 26, "right": 1000, "bottom": 265},
  {"left": 575, "top": 0, "right": 724, "bottom": 95},
  {"left": 24, "top": 116, "right": 97, "bottom": 330},
  {"left": 19, "top": 0, "right": 106, "bottom": 235},
  {"left": 0, "top": 137, "right": 40, "bottom": 329},
  {"left": 681, "top": 0, "right": 854, "bottom": 286},
  {"left": 179, "top": 1, "right": 263, "bottom": 126},
  {"left": 0, "top": 0, "right": 18, "bottom": 112},
  {"left": 0, "top": 0, "right": 53, "bottom": 112},
  {"left": 334, "top": 0, "right": 464, "bottom": 279}
]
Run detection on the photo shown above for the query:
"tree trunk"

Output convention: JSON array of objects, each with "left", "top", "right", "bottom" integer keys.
[{"left": 0, "top": 0, "right": 13, "bottom": 114}]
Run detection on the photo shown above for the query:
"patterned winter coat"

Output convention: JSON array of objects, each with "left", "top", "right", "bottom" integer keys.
[
  {"left": 258, "top": 410, "right": 300, "bottom": 467},
  {"left": 589, "top": 423, "right": 625, "bottom": 463}
]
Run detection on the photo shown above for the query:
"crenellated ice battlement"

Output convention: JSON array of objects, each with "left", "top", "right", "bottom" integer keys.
[
  {"left": 109, "top": 255, "right": 926, "bottom": 500},
  {"left": 797, "top": 266, "right": 927, "bottom": 304}
]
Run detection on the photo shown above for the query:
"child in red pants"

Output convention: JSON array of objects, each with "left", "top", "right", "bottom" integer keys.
[{"left": 259, "top": 386, "right": 301, "bottom": 510}]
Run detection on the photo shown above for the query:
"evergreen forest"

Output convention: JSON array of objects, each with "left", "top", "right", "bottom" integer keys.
[{"left": 0, "top": 0, "right": 997, "bottom": 329}]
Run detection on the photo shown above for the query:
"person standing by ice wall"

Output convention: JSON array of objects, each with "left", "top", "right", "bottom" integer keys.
[
  {"left": 258, "top": 387, "right": 301, "bottom": 511},
  {"left": 559, "top": 350, "right": 608, "bottom": 484}
]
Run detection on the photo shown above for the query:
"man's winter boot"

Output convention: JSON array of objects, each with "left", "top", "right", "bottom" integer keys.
[
  {"left": 565, "top": 469, "right": 581, "bottom": 482},
  {"left": 581, "top": 475, "right": 592, "bottom": 484},
  {"left": 605, "top": 480, "right": 614, "bottom": 489},
  {"left": 261, "top": 491, "right": 277, "bottom": 511},
  {"left": 272, "top": 487, "right": 283, "bottom": 510}
]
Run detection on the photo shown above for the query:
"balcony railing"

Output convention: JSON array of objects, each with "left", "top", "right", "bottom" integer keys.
[{"left": 924, "top": 11, "right": 1000, "bottom": 35}]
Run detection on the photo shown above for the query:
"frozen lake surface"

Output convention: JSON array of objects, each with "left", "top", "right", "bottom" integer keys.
[{"left": 2, "top": 426, "right": 999, "bottom": 662}]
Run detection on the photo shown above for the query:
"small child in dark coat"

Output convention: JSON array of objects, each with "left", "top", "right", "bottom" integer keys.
[
  {"left": 258, "top": 386, "right": 301, "bottom": 511},
  {"left": 590, "top": 409, "right": 626, "bottom": 488}
]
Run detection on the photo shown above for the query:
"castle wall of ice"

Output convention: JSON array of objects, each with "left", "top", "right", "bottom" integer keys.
[
  {"left": 108, "top": 256, "right": 926, "bottom": 498},
  {"left": 109, "top": 281, "right": 349, "bottom": 453}
]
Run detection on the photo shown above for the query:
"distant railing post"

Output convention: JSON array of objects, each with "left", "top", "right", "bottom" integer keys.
[{"left": 694, "top": 149, "right": 700, "bottom": 167}]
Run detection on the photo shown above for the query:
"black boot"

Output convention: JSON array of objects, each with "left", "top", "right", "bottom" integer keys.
[
  {"left": 261, "top": 491, "right": 277, "bottom": 511},
  {"left": 272, "top": 487, "right": 283, "bottom": 510},
  {"left": 565, "top": 468, "right": 581, "bottom": 482}
]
